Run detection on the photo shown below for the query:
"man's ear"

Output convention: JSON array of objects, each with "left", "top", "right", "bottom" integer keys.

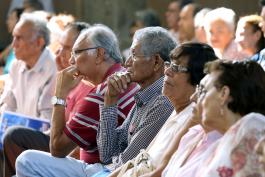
[
  {"left": 254, "top": 30, "right": 262, "bottom": 42},
  {"left": 153, "top": 54, "right": 163, "bottom": 71},
  {"left": 219, "top": 85, "right": 231, "bottom": 106},
  {"left": 36, "top": 37, "right": 45, "bottom": 50},
  {"left": 95, "top": 47, "right": 105, "bottom": 64}
]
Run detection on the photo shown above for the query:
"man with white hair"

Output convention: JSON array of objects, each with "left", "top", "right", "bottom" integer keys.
[{"left": 0, "top": 13, "right": 56, "bottom": 119}]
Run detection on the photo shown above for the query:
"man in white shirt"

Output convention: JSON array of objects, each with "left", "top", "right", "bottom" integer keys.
[{"left": 0, "top": 12, "right": 56, "bottom": 120}]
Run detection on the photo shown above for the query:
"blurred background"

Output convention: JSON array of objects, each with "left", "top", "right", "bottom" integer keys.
[{"left": 0, "top": 0, "right": 260, "bottom": 51}]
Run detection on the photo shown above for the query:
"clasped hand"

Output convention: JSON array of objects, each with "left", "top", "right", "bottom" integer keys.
[
  {"left": 55, "top": 65, "right": 84, "bottom": 99},
  {"left": 104, "top": 71, "right": 132, "bottom": 106}
]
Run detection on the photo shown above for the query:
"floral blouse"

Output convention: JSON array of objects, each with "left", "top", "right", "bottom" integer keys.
[{"left": 196, "top": 113, "right": 265, "bottom": 177}]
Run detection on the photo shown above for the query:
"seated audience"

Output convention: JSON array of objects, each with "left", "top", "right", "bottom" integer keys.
[
  {"left": 15, "top": 24, "right": 139, "bottom": 177},
  {"left": 204, "top": 7, "right": 248, "bottom": 60},
  {"left": 104, "top": 42, "right": 219, "bottom": 177},
  {"left": 195, "top": 60, "right": 265, "bottom": 176},
  {"left": 235, "top": 15, "right": 265, "bottom": 59},
  {"left": 2, "top": 22, "right": 90, "bottom": 177},
  {"left": 88, "top": 26, "right": 176, "bottom": 177}
]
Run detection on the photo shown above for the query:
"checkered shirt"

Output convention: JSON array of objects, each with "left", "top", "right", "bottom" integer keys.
[{"left": 97, "top": 76, "right": 174, "bottom": 169}]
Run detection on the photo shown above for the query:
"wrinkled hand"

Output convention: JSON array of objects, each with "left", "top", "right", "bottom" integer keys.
[
  {"left": 55, "top": 65, "right": 83, "bottom": 99},
  {"left": 104, "top": 71, "right": 132, "bottom": 106}
]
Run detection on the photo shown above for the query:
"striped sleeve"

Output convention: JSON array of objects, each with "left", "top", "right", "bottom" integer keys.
[
  {"left": 64, "top": 86, "right": 104, "bottom": 151},
  {"left": 64, "top": 82, "right": 139, "bottom": 153}
]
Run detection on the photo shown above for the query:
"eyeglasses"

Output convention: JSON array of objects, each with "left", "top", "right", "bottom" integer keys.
[
  {"left": 196, "top": 84, "right": 207, "bottom": 99},
  {"left": 164, "top": 61, "right": 188, "bottom": 73},
  {"left": 71, "top": 46, "right": 99, "bottom": 59}
]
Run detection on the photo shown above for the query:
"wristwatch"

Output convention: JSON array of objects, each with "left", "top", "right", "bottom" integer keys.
[{"left": 51, "top": 96, "right": 66, "bottom": 107}]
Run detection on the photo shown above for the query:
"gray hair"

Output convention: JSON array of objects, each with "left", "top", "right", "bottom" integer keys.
[
  {"left": 194, "top": 8, "right": 212, "bottom": 28},
  {"left": 203, "top": 7, "right": 236, "bottom": 33},
  {"left": 133, "top": 26, "right": 177, "bottom": 62},
  {"left": 20, "top": 12, "right": 50, "bottom": 47},
  {"left": 82, "top": 24, "right": 122, "bottom": 63}
]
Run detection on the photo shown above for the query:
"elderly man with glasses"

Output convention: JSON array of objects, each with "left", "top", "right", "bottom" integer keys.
[{"left": 15, "top": 24, "right": 139, "bottom": 177}]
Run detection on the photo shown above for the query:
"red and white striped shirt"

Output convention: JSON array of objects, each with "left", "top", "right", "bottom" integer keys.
[{"left": 64, "top": 63, "right": 139, "bottom": 163}]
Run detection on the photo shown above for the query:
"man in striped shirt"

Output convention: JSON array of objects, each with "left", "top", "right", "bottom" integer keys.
[{"left": 15, "top": 24, "right": 139, "bottom": 177}]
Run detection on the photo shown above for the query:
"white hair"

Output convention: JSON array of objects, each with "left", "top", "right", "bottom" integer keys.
[
  {"left": 203, "top": 7, "right": 236, "bottom": 33},
  {"left": 77, "top": 24, "right": 122, "bottom": 63},
  {"left": 19, "top": 12, "right": 50, "bottom": 46},
  {"left": 194, "top": 8, "right": 211, "bottom": 28}
]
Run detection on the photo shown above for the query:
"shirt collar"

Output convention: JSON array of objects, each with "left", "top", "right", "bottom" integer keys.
[
  {"left": 134, "top": 76, "right": 164, "bottom": 107},
  {"left": 20, "top": 47, "right": 52, "bottom": 73}
]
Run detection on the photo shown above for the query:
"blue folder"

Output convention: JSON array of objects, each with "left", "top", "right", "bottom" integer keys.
[{"left": 0, "top": 111, "right": 50, "bottom": 149}]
